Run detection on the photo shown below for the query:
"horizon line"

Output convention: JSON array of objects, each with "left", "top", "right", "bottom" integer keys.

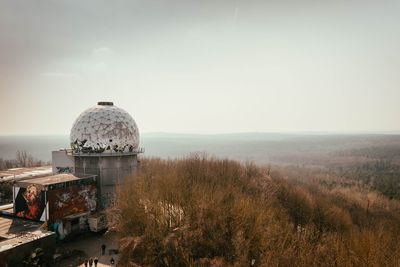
[{"left": 1, "top": 130, "right": 400, "bottom": 137}]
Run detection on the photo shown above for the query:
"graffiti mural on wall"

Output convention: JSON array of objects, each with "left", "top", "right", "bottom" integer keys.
[
  {"left": 56, "top": 167, "right": 74, "bottom": 173},
  {"left": 48, "top": 184, "right": 97, "bottom": 222},
  {"left": 15, "top": 185, "right": 46, "bottom": 221}
]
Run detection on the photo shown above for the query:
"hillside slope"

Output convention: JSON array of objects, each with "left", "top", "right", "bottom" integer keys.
[{"left": 109, "top": 155, "right": 400, "bottom": 267}]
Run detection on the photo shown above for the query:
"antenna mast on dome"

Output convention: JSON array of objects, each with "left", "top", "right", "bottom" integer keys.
[{"left": 97, "top": 101, "right": 114, "bottom": 106}]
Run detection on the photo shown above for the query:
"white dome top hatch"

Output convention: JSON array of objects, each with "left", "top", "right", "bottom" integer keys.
[{"left": 70, "top": 102, "right": 139, "bottom": 153}]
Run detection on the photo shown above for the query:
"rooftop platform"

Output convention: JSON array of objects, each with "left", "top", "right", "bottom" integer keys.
[
  {"left": 0, "top": 215, "right": 54, "bottom": 253},
  {"left": 15, "top": 173, "right": 97, "bottom": 191},
  {"left": 0, "top": 166, "right": 52, "bottom": 182}
]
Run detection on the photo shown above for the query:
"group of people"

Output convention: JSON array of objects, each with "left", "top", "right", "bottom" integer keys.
[
  {"left": 83, "top": 257, "right": 99, "bottom": 267},
  {"left": 82, "top": 244, "right": 115, "bottom": 266}
]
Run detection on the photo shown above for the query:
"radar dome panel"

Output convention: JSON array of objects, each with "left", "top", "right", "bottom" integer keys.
[{"left": 70, "top": 102, "right": 139, "bottom": 153}]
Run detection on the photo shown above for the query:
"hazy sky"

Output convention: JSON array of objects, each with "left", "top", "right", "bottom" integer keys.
[{"left": 1, "top": 0, "right": 399, "bottom": 135}]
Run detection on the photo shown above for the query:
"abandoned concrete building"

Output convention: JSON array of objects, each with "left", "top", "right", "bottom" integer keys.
[{"left": 0, "top": 101, "right": 143, "bottom": 265}]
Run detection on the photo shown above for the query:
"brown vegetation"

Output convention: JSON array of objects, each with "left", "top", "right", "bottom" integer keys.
[{"left": 109, "top": 155, "right": 400, "bottom": 267}]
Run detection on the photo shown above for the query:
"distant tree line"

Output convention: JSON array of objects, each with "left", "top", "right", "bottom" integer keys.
[
  {"left": 336, "top": 160, "right": 400, "bottom": 200},
  {"left": 0, "top": 150, "right": 48, "bottom": 171},
  {"left": 0, "top": 151, "right": 48, "bottom": 205}
]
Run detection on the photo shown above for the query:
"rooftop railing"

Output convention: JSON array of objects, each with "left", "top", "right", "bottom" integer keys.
[{"left": 70, "top": 147, "right": 145, "bottom": 157}]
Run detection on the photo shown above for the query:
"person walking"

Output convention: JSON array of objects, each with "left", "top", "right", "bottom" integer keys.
[
  {"left": 101, "top": 244, "right": 106, "bottom": 255},
  {"left": 84, "top": 259, "right": 88, "bottom": 267},
  {"left": 89, "top": 258, "right": 93, "bottom": 267},
  {"left": 110, "top": 257, "right": 115, "bottom": 265},
  {"left": 94, "top": 257, "right": 98, "bottom": 267}
]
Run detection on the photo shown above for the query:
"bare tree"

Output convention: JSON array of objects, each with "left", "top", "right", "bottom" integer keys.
[{"left": 16, "top": 150, "right": 36, "bottom": 167}]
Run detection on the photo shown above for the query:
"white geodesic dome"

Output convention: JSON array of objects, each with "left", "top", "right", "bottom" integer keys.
[{"left": 70, "top": 102, "right": 139, "bottom": 153}]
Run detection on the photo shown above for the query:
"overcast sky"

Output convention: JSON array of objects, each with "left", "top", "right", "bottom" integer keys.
[{"left": 0, "top": 0, "right": 399, "bottom": 135}]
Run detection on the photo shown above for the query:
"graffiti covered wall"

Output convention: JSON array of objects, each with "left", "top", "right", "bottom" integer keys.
[{"left": 47, "top": 184, "right": 97, "bottom": 222}]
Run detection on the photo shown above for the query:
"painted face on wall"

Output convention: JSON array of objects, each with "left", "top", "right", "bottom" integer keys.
[
  {"left": 23, "top": 185, "right": 39, "bottom": 204},
  {"left": 15, "top": 184, "right": 45, "bottom": 221}
]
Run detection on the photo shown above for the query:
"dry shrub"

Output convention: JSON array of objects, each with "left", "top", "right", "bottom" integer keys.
[{"left": 109, "top": 155, "right": 400, "bottom": 267}]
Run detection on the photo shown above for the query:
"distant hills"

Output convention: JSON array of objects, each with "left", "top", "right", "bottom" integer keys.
[{"left": 1, "top": 133, "right": 400, "bottom": 168}]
